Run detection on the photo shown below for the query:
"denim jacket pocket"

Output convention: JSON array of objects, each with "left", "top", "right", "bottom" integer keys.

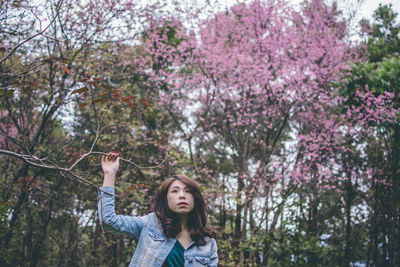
[
  {"left": 195, "top": 256, "right": 210, "bottom": 265},
  {"left": 148, "top": 228, "right": 165, "bottom": 242}
]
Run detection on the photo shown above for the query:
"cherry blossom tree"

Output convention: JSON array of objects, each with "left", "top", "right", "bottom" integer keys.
[
  {"left": 1, "top": 0, "right": 399, "bottom": 265},
  {"left": 139, "top": 0, "right": 399, "bottom": 264}
]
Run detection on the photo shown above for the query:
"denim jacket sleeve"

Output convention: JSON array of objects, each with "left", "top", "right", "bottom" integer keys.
[
  {"left": 209, "top": 238, "right": 218, "bottom": 267},
  {"left": 98, "top": 186, "right": 148, "bottom": 238}
]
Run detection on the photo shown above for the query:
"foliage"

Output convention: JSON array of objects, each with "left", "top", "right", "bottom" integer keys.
[
  {"left": 338, "top": 4, "right": 400, "bottom": 266},
  {"left": 0, "top": 0, "right": 399, "bottom": 266}
]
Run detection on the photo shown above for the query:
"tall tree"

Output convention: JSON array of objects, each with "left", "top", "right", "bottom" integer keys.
[
  {"left": 141, "top": 0, "right": 398, "bottom": 265},
  {"left": 341, "top": 4, "right": 400, "bottom": 265},
  {"left": 0, "top": 0, "right": 166, "bottom": 265}
]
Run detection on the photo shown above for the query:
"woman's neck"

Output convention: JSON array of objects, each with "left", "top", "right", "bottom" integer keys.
[
  {"left": 178, "top": 214, "right": 188, "bottom": 230},
  {"left": 177, "top": 214, "right": 192, "bottom": 249}
]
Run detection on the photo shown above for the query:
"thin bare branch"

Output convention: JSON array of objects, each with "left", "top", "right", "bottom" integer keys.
[
  {"left": 0, "top": 0, "right": 64, "bottom": 64},
  {"left": 0, "top": 149, "right": 119, "bottom": 197},
  {"left": 90, "top": 151, "right": 168, "bottom": 170}
]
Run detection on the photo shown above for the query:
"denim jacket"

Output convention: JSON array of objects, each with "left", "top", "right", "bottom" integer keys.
[{"left": 98, "top": 186, "right": 218, "bottom": 267}]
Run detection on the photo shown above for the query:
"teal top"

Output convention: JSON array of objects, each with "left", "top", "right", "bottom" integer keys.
[{"left": 162, "top": 240, "right": 185, "bottom": 267}]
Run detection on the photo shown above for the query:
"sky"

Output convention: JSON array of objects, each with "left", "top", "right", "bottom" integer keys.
[{"left": 360, "top": 0, "right": 400, "bottom": 19}]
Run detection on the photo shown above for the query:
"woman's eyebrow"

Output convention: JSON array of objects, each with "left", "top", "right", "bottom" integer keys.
[{"left": 170, "top": 185, "right": 190, "bottom": 189}]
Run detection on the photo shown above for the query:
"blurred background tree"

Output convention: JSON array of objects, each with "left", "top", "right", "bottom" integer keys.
[{"left": 0, "top": 0, "right": 399, "bottom": 266}]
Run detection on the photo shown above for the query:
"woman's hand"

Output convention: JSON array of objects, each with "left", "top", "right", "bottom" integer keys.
[{"left": 101, "top": 151, "right": 120, "bottom": 187}]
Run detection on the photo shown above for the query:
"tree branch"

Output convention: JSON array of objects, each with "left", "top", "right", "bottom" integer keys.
[{"left": 0, "top": 0, "right": 64, "bottom": 64}]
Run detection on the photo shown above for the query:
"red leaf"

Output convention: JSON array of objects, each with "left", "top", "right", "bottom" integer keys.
[
  {"left": 78, "top": 103, "right": 88, "bottom": 109},
  {"left": 94, "top": 98, "right": 109, "bottom": 104},
  {"left": 139, "top": 98, "right": 152, "bottom": 107},
  {"left": 78, "top": 78, "right": 89, "bottom": 82},
  {"left": 71, "top": 87, "right": 88, "bottom": 95},
  {"left": 62, "top": 66, "right": 71, "bottom": 75}
]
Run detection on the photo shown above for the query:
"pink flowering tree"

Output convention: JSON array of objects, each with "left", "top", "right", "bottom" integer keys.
[
  {"left": 1, "top": 0, "right": 399, "bottom": 265},
  {"left": 138, "top": 0, "right": 399, "bottom": 264}
]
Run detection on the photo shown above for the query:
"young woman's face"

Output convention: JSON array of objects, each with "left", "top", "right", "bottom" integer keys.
[{"left": 167, "top": 180, "right": 195, "bottom": 215}]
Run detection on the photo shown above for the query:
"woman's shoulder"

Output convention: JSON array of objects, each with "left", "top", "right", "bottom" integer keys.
[
  {"left": 204, "top": 236, "right": 217, "bottom": 249},
  {"left": 140, "top": 212, "right": 156, "bottom": 224},
  {"left": 203, "top": 236, "right": 216, "bottom": 243},
  {"left": 141, "top": 212, "right": 163, "bottom": 231}
]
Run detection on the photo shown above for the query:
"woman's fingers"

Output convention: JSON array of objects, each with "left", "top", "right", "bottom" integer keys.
[
  {"left": 109, "top": 152, "right": 119, "bottom": 160},
  {"left": 103, "top": 151, "right": 120, "bottom": 162}
]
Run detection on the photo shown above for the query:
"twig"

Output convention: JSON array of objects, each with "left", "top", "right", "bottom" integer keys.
[
  {"left": 90, "top": 151, "right": 168, "bottom": 169},
  {"left": 0, "top": 61, "right": 46, "bottom": 78},
  {"left": 0, "top": 0, "right": 64, "bottom": 64},
  {"left": 67, "top": 107, "right": 109, "bottom": 171},
  {"left": 0, "top": 149, "right": 119, "bottom": 197},
  {"left": 0, "top": 182, "right": 18, "bottom": 192},
  {"left": 0, "top": 130, "right": 23, "bottom": 144},
  {"left": 0, "top": 147, "right": 166, "bottom": 192}
]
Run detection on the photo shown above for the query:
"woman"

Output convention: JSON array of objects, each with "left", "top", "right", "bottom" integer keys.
[{"left": 98, "top": 152, "right": 218, "bottom": 266}]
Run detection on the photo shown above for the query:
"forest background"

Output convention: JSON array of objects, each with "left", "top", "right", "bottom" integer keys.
[{"left": 1, "top": 0, "right": 400, "bottom": 266}]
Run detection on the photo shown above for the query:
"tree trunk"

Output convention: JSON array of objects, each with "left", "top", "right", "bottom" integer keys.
[
  {"left": 4, "top": 189, "right": 29, "bottom": 249},
  {"left": 234, "top": 174, "right": 244, "bottom": 244},
  {"left": 30, "top": 198, "right": 54, "bottom": 267},
  {"left": 389, "top": 124, "right": 400, "bottom": 266},
  {"left": 343, "top": 179, "right": 353, "bottom": 267}
]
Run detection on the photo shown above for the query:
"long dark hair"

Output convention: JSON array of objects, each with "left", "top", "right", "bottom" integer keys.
[{"left": 151, "top": 174, "right": 216, "bottom": 245}]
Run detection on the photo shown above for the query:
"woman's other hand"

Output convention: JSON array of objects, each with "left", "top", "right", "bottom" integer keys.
[{"left": 102, "top": 151, "right": 120, "bottom": 187}]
